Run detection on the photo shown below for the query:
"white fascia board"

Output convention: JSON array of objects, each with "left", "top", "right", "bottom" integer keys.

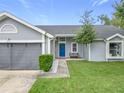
[
  {"left": 107, "top": 33, "right": 124, "bottom": 41},
  {"left": 0, "top": 12, "right": 54, "bottom": 38},
  {"left": 46, "top": 32, "right": 54, "bottom": 38},
  {"left": 55, "top": 34, "right": 104, "bottom": 41},
  {"left": 0, "top": 40, "right": 43, "bottom": 43},
  {"left": 55, "top": 34, "right": 75, "bottom": 37}
]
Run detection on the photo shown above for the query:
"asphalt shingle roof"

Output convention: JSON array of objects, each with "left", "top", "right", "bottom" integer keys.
[{"left": 36, "top": 25, "right": 124, "bottom": 39}]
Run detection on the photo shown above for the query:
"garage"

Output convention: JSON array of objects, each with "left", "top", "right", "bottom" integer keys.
[
  {"left": 0, "top": 12, "right": 53, "bottom": 70},
  {"left": 0, "top": 43, "right": 42, "bottom": 70}
]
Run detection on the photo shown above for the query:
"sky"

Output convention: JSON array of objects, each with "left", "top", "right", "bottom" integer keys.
[{"left": 0, "top": 0, "right": 117, "bottom": 25}]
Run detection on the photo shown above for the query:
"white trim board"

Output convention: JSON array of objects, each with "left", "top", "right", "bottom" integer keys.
[
  {"left": 0, "top": 40, "right": 44, "bottom": 43},
  {"left": 107, "top": 33, "right": 124, "bottom": 41},
  {"left": 0, "top": 12, "right": 54, "bottom": 38},
  {"left": 55, "top": 34, "right": 75, "bottom": 37}
]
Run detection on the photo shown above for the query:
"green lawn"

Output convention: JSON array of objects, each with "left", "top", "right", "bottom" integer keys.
[{"left": 29, "top": 61, "right": 124, "bottom": 93}]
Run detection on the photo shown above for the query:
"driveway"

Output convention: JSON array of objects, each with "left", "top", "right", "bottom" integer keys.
[{"left": 0, "top": 70, "right": 40, "bottom": 93}]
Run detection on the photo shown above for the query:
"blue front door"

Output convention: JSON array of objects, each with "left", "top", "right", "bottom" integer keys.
[{"left": 59, "top": 43, "right": 65, "bottom": 57}]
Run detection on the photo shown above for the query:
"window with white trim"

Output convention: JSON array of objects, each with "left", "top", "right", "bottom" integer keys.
[
  {"left": 59, "top": 37, "right": 66, "bottom": 42},
  {"left": 0, "top": 24, "right": 17, "bottom": 33},
  {"left": 109, "top": 42, "right": 123, "bottom": 57},
  {"left": 71, "top": 42, "right": 78, "bottom": 53}
]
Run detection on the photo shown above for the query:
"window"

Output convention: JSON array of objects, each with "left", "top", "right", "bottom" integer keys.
[
  {"left": 0, "top": 24, "right": 17, "bottom": 33},
  {"left": 59, "top": 37, "right": 66, "bottom": 42},
  {"left": 109, "top": 42, "right": 123, "bottom": 57},
  {"left": 71, "top": 42, "right": 78, "bottom": 53}
]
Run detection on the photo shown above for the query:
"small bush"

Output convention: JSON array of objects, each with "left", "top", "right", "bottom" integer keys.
[{"left": 39, "top": 54, "right": 53, "bottom": 72}]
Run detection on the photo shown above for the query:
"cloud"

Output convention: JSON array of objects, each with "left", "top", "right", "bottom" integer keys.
[
  {"left": 17, "top": 0, "right": 50, "bottom": 24},
  {"left": 18, "top": 0, "right": 30, "bottom": 8},
  {"left": 98, "top": 0, "right": 109, "bottom": 5},
  {"left": 39, "top": 14, "right": 48, "bottom": 18},
  {"left": 91, "top": 0, "right": 109, "bottom": 7},
  {"left": 92, "top": 0, "right": 100, "bottom": 7}
]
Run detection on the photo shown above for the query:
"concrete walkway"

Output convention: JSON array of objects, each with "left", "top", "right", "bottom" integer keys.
[
  {"left": 0, "top": 70, "right": 40, "bottom": 93},
  {"left": 0, "top": 60, "right": 70, "bottom": 93},
  {"left": 40, "top": 59, "right": 70, "bottom": 78}
]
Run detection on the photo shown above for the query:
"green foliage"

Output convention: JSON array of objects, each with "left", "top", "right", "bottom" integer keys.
[
  {"left": 111, "top": 18, "right": 122, "bottom": 27},
  {"left": 39, "top": 54, "right": 53, "bottom": 72},
  {"left": 97, "top": 0, "right": 124, "bottom": 29},
  {"left": 112, "top": 0, "right": 124, "bottom": 29},
  {"left": 74, "top": 24, "right": 96, "bottom": 45},
  {"left": 98, "top": 14, "right": 111, "bottom": 25},
  {"left": 74, "top": 10, "right": 96, "bottom": 45}
]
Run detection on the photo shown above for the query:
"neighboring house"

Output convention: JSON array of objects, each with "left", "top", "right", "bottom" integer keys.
[{"left": 0, "top": 12, "right": 124, "bottom": 70}]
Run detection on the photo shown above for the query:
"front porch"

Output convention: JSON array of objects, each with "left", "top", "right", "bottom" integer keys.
[{"left": 51, "top": 36, "right": 84, "bottom": 59}]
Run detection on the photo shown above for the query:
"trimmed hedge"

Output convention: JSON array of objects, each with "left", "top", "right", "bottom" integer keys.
[{"left": 39, "top": 54, "right": 53, "bottom": 72}]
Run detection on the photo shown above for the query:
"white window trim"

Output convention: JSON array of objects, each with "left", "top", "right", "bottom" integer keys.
[
  {"left": 0, "top": 24, "right": 18, "bottom": 33},
  {"left": 58, "top": 37, "right": 66, "bottom": 43},
  {"left": 106, "top": 41, "right": 124, "bottom": 59},
  {"left": 71, "top": 42, "right": 78, "bottom": 53}
]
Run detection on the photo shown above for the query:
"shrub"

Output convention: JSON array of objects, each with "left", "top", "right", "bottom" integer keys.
[{"left": 39, "top": 54, "right": 53, "bottom": 72}]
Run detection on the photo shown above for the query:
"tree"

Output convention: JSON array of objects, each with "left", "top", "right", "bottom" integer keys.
[
  {"left": 98, "top": 14, "right": 111, "bottom": 25},
  {"left": 74, "top": 10, "right": 96, "bottom": 46},
  {"left": 112, "top": 0, "right": 124, "bottom": 29}
]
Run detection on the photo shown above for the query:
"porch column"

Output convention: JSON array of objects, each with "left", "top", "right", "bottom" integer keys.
[
  {"left": 48, "top": 38, "right": 51, "bottom": 54},
  {"left": 53, "top": 39, "right": 56, "bottom": 59},
  {"left": 106, "top": 41, "right": 109, "bottom": 61},
  {"left": 42, "top": 35, "right": 45, "bottom": 54},
  {"left": 88, "top": 44, "right": 91, "bottom": 61}
]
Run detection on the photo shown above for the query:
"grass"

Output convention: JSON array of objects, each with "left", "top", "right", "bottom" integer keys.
[{"left": 29, "top": 60, "right": 124, "bottom": 93}]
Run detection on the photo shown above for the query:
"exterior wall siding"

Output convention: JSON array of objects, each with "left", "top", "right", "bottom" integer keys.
[
  {"left": 83, "top": 45, "right": 89, "bottom": 60},
  {"left": 0, "top": 18, "right": 43, "bottom": 40}
]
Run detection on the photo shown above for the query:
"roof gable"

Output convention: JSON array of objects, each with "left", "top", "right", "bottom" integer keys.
[
  {"left": 0, "top": 12, "right": 54, "bottom": 38},
  {"left": 107, "top": 33, "right": 124, "bottom": 40}
]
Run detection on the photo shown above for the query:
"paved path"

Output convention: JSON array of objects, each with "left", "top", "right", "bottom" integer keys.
[
  {"left": 0, "top": 60, "right": 70, "bottom": 93},
  {"left": 40, "top": 59, "right": 70, "bottom": 78},
  {"left": 0, "top": 70, "right": 40, "bottom": 93}
]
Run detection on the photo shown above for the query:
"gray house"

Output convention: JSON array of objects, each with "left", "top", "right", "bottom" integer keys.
[{"left": 0, "top": 12, "right": 124, "bottom": 70}]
